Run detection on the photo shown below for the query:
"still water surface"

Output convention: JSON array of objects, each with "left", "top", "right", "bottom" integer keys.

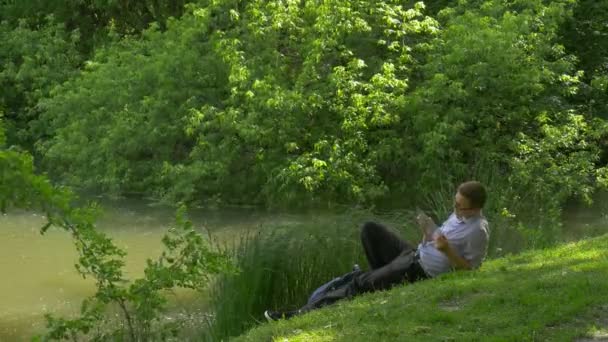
[{"left": 0, "top": 199, "right": 279, "bottom": 341}]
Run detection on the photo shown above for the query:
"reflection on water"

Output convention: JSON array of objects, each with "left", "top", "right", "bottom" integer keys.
[{"left": 0, "top": 199, "right": 278, "bottom": 341}]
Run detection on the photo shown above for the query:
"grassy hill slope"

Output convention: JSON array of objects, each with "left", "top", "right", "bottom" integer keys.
[{"left": 234, "top": 234, "right": 608, "bottom": 341}]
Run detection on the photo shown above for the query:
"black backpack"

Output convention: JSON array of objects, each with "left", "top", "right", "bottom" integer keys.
[{"left": 304, "top": 265, "right": 363, "bottom": 310}]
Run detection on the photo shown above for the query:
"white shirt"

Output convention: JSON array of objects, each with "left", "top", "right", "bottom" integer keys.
[{"left": 417, "top": 213, "right": 489, "bottom": 277}]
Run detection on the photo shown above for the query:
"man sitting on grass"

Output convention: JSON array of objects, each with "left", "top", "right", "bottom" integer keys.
[{"left": 265, "top": 180, "right": 490, "bottom": 321}]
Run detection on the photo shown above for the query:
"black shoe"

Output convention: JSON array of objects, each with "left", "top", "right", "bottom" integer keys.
[{"left": 264, "top": 309, "right": 300, "bottom": 322}]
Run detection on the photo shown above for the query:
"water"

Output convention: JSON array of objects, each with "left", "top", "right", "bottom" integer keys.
[
  {"left": 0, "top": 199, "right": 279, "bottom": 341},
  {"left": 0, "top": 212, "right": 86, "bottom": 340}
]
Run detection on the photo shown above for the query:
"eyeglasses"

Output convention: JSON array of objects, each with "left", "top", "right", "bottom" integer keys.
[{"left": 453, "top": 202, "right": 474, "bottom": 211}]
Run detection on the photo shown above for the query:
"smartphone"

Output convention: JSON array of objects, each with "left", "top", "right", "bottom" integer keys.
[{"left": 416, "top": 207, "right": 435, "bottom": 237}]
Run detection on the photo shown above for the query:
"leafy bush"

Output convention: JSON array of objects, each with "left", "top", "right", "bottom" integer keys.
[
  {"left": 38, "top": 1, "right": 439, "bottom": 205},
  {"left": 0, "top": 17, "right": 81, "bottom": 150},
  {"left": 37, "top": 0, "right": 607, "bottom": 212},
  {"left": 38, "top": 11, "right": 230, "bottom": 196},
  {"left": 0, "top": 0, "right": 192, "bottom": 41},
  {"left": 181, "top": 1, "right": 439, "bottom": 205}
]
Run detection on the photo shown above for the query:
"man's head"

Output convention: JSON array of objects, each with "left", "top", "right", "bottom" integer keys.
[{"left": 454, "top": 181, "right": 486, "bottom": 219}]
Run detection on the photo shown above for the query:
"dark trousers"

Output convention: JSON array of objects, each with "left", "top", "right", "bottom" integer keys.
[
  {"left": 356, "top": 221, "right": 428, "bottom": 292},
  {"left": 298, "top": 221, "right": 428, "bottom": 313}
]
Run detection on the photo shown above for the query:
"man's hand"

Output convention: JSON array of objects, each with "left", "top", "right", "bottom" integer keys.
[
  {"left": 434, "top": 234, "right": 472, "bottom": 270},
  {"left": 434, "top": 234, "right": 450, "bottom": 252}
]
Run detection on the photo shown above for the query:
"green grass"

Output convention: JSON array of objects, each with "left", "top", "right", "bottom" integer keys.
[{"left": 232, "top": 234, "right": 608, "bottom": 342}]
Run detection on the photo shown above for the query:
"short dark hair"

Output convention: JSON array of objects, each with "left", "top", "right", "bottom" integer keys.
[{"left": 457, "top": 181, "right": 487, "bottom": 209}]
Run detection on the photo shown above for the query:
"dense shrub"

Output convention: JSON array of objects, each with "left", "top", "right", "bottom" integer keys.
[
  {"left": 0, "top": 0, "right": 192, "bottom": 40},
  {"left": 37, "top": 12, "right": 230, "bottom": 195},
  {"left": 0, "top": 17, "right": 81, "bottom": 150},
  {"left": 36, "top": 0, "right": 606, "bottom": 212},
  {"left": 38, "top": 1, "right": 438, "bottom": 205}
]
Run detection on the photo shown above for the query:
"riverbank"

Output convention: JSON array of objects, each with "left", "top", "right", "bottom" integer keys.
[{"left": 235, "top": 234, "right": 608, "bottom": 341}]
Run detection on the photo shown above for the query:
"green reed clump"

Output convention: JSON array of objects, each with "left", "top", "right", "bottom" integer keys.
[{"left": 202, "top": 211, "right": 387, "bottom": 341}]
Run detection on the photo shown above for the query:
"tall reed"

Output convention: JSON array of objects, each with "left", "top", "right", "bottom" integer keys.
[{"left": 201, "top": 210, "right": 415, "bottom": 341}]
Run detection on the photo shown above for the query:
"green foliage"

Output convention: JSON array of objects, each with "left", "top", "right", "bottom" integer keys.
[
  {"left": 405, "top": 0, "right": 578, "bottom": 185},
  {"left": 0, "top": 0, "right": 192, "bottom": 41},
  {"left": 35, "top": 0, "right": 607, "bottom": 214},
  {"left": 0, "top": 17, "right": 81, "bottom": 150},
  {"left": 511, "top": 112, "right": 607, "bottom": 202},
  {"left": 38, "top": 12, "right": 229, "bottom": 196},
  {"left": 561, "top": 0, "right": 608, "bottom": 87},
  {"left": 39, "top": 1, "right": 440, "bottom": 205},
  {"left": 181, "top": 0, "right": 439, "bottom": 205},
  {"left": 559, "top": 0, "right": 608, "bottom": 165}
]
